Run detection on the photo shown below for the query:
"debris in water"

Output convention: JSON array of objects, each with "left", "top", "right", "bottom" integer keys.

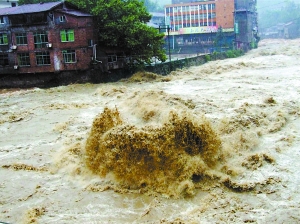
[
  {"left": 23, "top": 207, "right": 46, "bottom": 224},
  {"left": 2, "top": 163, "right": 48, "bottom": 172}
]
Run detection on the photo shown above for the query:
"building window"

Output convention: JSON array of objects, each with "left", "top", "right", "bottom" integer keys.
[
  {"left": 88, "top": 39, "right": 93, "bottom": 47},
  {"left": 59, "top": 15, "right": 66, "bottom": 22},
  {"left": 36, "top": 52, "right": 50, "bottom": 65},
  {"left": 60, "top": 29, "right": 74, "bottom": 42},
  {"left": 0, "top": 16, "right": 4, "bottom": 24},
  {"left": 0, "top": 33, "right": 8, "bottom": 45},
  {"left": 0, "top": 53, "right": 9, "bottom": 66},
  {"left": 16, "top": 33, "right": 28, "bottom": 45},
  {"left": 17, "top": 53, "right": 30, "bottom": 66},
  {"left": 108, "top": 55, "right": 117, "bottom": 63},
  {"left": 34, "top": 31, "right": 48, "bottom": 48},
  {"left": 62, "top": 50, "right": 76, "bottom": 63}
]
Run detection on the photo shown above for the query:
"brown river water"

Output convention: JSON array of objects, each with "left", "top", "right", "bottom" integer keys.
[{"left": 0, "top": 38, "right": 300, "bottom": 223}]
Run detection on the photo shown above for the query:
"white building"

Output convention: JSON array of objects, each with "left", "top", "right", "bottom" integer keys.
[{"left": 0, "top": 0, "right": 18, "bottom": 8}]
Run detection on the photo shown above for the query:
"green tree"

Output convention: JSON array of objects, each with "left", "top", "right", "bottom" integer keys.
[{"left": 70, "top": 0, "right": 167, "bottom": 64}]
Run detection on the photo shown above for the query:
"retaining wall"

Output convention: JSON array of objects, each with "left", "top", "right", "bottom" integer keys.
[{"left": 0, "top": 53, "right": 230, "bottom": 89}]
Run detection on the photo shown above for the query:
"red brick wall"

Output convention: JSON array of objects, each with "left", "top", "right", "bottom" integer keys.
[
  {"left": 216, "top": 0, "right": 234, "bottom": 29},
  {"left": 12, "top": 14, "right": 94, "bottom": 74}
]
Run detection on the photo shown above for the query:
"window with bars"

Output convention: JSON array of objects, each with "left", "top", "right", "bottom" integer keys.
[
  {"left": 34, "top": 31, "right": 48, "bottom": 48},
  {"left": 0, "top": 53, "right": 8, "bottom": 66},
  {"left": 16, "top": 33, "right": 28, "bottom": 45},
  {"left": 62, "top": 50, "right": 76, "bottom": 63},
  {"left": 0, "top": 33, "right": 8, "bottom": 45},
  {"left": 36, "top": 52, "right": 50, "bottom": 65},
  {"left": 60, "top": 29, "right": 74, "bottom": 42},
  {"left": 18, "top": 53, "right": 30, "bottom": 66}
]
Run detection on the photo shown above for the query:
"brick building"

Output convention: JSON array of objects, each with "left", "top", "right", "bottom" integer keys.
[
  {"left": 234, "top": 0, "right": 259, "bottom": 50},
  {"left": 164, "top": 0, "right": 235, "bottom": 53},
  {"left": 0, "top": 1, "right": 97, "bottom": 74}
]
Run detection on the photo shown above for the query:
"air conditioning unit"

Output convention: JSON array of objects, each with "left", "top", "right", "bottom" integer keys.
[
  {"left": 14, "top": 65, "right": 19, "bottom": 70},
  {"left": 11, "top": 45, "right": 17, "bottom": 50},
  {"left": 46, "top": 43, "right": 52, "bottom": 48}
]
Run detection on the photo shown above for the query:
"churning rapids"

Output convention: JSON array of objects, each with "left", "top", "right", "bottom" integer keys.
[{"left": 1, "top": 38, "right": 300, "bottom": 223}]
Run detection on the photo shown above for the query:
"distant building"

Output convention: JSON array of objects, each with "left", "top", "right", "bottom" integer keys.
[
  {"left": 0, "top": 0, "right": 18, "bottom": 8},
  {"left": 284, "top": 21, "right": 299, "bottom": 39},
  {"left": 234, "top": 0, "right": 259, "bottom": 50},
  {"left": 148, "top": 12, "right": 165, "bottom": 28},
  {"left": 164, "top": 0, "right": 235, "bottom": 53},
  {"left": 261, "top": 21, "right": 299, "bottom": 39},
  {"left": 163, "top": 0, "right": 258, "bottom": 53},
  {"left": 261, "top": 24, "right": 284, "bottom": 39}
]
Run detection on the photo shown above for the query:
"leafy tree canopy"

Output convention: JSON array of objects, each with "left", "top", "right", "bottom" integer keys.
[{"left": 70, "top": 0, "right": 166, "bottom": 64}]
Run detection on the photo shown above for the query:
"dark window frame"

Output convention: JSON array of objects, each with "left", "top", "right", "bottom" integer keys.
[
  {"left": 16, "top": 33, "right": 28, "bottom": 45},
  {"left": 0, "top": 33, "right": 8, "bottom": 45},
  {"left": 36, "top": 51, "right": 51, "bottom": 65},
  {"left": 108, "top": 55, "right": 117, "bottom": 63},
  {"left": 33, "top": 31, "right": 48, "bottom": 48},
  {"left": 62, "top": 49, "right": 76, "bottom": 63},
  {"left": 18, "top": 52, "right": 30, "bottom": 66},
  {"left": 0, "top": 53, "right": 9, "bottom": 66}
]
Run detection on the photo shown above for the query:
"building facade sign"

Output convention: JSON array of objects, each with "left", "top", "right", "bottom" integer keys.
[
  {"left": 179, "top": 26, "right": 218, "bottom": 34},
  {"left": 167, "top": 26, "right": 234, "bottom": 35}
]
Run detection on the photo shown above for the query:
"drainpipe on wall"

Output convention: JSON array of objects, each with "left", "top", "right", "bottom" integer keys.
[{"left": 93, "top": 44, "right": 102, "bottom": 63}]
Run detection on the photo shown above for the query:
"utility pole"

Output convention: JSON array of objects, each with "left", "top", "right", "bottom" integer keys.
[{"left": 158, "top": 25, "right": 171, "bottom": 63}]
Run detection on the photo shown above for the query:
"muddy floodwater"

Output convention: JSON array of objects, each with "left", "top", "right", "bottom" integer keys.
[{"left": 1, "top": 39, "right": 300, "bottom": 223}]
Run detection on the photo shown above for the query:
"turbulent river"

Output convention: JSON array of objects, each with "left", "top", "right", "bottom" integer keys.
[{"left": 1, "top": 38, "right": 300, "bottom": 223}]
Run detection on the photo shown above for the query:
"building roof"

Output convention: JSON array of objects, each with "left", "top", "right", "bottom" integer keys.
[
  {"left": 63, "top": 10, "right": 92, "bottom": 17},
  {"left": 0, "top": 1, "right": 91, "bottom": 16},
  {"left": 0, "top": 2, "right": 61, "bottom": 15},
  {"left": 147, "top": 22, "right": 159, "bottom": 28},
  {"left": 150, "top": 12, "right": 164, "bottom": 17}
]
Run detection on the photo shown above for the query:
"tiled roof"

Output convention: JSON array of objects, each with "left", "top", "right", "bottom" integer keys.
[
  {"left": 0, "top": 2, "right": 61, "bottom": 15},
  {"left": 64, "top": 10, "right": 92, "bottom": 17},
  {"left": 0, "top": 2, "right": 90, "bottom": 16}
]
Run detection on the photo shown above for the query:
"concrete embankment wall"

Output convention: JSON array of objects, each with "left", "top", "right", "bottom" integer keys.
[
  {"left": 0, "top": 69, "right": 131, "bottom": 89},
  {"left": 145, "top": 54, "right": 209, "bottom": 75},
  {"left": 0, "top": 53, "right": 222, "bottom": 89}
]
